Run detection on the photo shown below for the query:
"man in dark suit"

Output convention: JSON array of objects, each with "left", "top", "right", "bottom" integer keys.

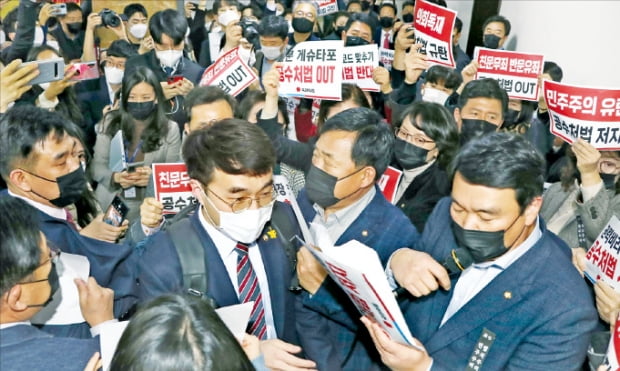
[
  {"left": 0, "top": 197, "right": 114, "bottom": 371},
  {"left": 0, "top": 106, "right": 138, "bottom": 338},
  {"left": 136, "top": 119, "right": 316, "bottom": 371},
  {"left": 295, "top": 108, "right": 420, "bottom": 370},
  {"left": 124, "top": 9, "right": 204, "bottom": 128},
  {"left": 363, "top": 133, "right": 598, "bottom": 369}
]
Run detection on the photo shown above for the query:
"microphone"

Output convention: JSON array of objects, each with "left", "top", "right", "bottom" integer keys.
[{"left": 393, "top": 248, "right": 474, "bottom": 300}]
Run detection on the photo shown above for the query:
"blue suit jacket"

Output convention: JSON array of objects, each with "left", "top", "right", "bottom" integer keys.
[
  {"left": 0, "top": 324, "right": 99, "bottom": 371},
  {"left": 296, "top": 187, "right": 420, "bottom": 371},
  {"left": 404, "top": 197, "right": 598, "bottom": 370},
  {"left": 136, "top": 202, "right": 300, "bottom": 345}
]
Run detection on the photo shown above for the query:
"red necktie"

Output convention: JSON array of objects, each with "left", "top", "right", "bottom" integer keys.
[
  {"left": 383, "top": 32, "right": 390, "bottom": 49},
  {"left": 65, "top": 208, "right": 78, "bottom": 231},
  {"left": 235, "top": 242, "right": 268, "bottom": 339}
]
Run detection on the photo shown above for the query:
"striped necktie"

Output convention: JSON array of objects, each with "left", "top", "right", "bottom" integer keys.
[{"left": 235, "top": 242, "right": 267, "bottom": 339}]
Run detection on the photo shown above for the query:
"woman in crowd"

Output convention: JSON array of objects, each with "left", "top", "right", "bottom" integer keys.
[{"left": 91, "top": 66, "right": 181, "bottom": 222}]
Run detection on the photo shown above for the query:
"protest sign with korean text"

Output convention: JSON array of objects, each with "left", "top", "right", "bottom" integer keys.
[
  {"left": 584, "top": 216, "right": 620, "bottom": 289},
  {"left": 474, "top": 47, "right": 544, "bottom": 101},
  {"left": 342, "top": 44, "right": 380, "bottom": 92},
  {"left": 152, "top": 163, "right": 197, "bottom": 215},
  {"left": 277, "top": 40, "right": 343, "bottom": 100},
  {"left": 199, "top": 47, "right": 258, "bottom": 97},
  {"left": 544, "top": 80, "right": 620, "bottom": 150},
  {"left": 316, "top": 0, "right": 338, "bottom": 16},
  {"left": 379, "top": 47, "right": 394, "bottom": 71},
  {"left": 377, "top": 166, "right": 403, "bottom": 203},
  {"left": 413, "top": 0, "right": 457, "bottom": 68}
]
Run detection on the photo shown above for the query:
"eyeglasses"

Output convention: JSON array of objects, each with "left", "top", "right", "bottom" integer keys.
[
  {"left": 395, "top": 127, "right": 435, "bottom": 147},
  {"left": 18, "top": 247, "right": 60, "bottom": 285},
  {"left": 295, "top": 10, "right": 315, "bottom": 20},
  {"left": 206, "top": 187, "right": 277, "bottom": 213},
  {"left": 600, "top": 158, "right": 620, "bottom": 174}
]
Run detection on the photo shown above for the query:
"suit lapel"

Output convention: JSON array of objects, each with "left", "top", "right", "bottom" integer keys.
[{"left": 258, "top": 233, "right": 288, "bottom": 337}]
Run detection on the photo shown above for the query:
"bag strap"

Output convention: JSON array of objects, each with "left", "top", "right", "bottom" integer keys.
[
  {"left": 269, "top": 202, "right": 302, "bottom": 292},
  {"left": 167, "top": 217, "right": 208, "bottom": 297}
]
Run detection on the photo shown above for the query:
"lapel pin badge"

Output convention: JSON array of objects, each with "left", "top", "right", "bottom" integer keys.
[{"left": 503, "top": 291, "right": 512, "bottom": 300}]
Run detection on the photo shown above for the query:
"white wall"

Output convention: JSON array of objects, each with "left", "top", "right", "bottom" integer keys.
[
  {"left": 446, "top": 0, "right": 474, "bottom": 49},
  {"left": 499, "top": 1, "right": 620, "bottom": 88}
]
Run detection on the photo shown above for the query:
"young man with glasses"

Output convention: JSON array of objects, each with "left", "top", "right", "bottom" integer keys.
[
  {"left": 0, "top": 197, "right": 115, "bottom": 371},
  {"left": 137, "top": 119, "right": 317, "bottom": 371}
]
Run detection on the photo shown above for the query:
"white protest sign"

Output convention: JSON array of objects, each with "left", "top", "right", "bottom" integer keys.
[
  {"left": 342, "top": 44, "right": 380, "bottom": 92},
  {"left": 277, "top": 40, "right": 343, "bottom": 100},
  {"left": 585, "top": 216, "right": 620, "bottom": 288},
  {"left": 316, "top": 0, "right": 338, "bottom": 16},
  {"left": 544, "top": 80, "right": 620, "bottom": 150},
  {"left": 199, "top": 47, "right": 258, "bottom": 97},
  {"left": 413, "top": 0, "right": 457, "bottom": 68},
  {"left": 379, "top": 47, "right": 394, "bottom": 71},
  {"left": 474, "top": 47, "right": 544, "bottom": 101}
]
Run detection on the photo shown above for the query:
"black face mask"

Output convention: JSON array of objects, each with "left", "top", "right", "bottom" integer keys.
[
  {"left": 292, "top": 17, "right": 314, "bottom": 33},
  {"left": 379, "top": 16, "right": 394, "bottom": 28},
  {"left": 334, "top": 26, "right": 346, "bottom": 36},
  {"left": 503, "top": 109, "right": 520, "bottom": 126},
  {"left": 451, "top": 214, "right": 522, "bottom": 263},
  {"left": 361, "top": 0, "right": 371, "bottom": 11},
  {"left": 345, "top": 36, "right": 369, "bottom": 47},
  {"left": 305, "top": 164, "right": 363, "bottom": 208},
  {"left": 601, "top": 173, "right": 618, "bottom": 190},
  {"left": 460, "top": 118, "right": 497, "bottom": 145},
  {"left": 25, "top": 166, "right": 87, "bottom": 208},
  {"left": 127, "top": 100, "right": 156, "bottom": 120},
  {"left": 483, "top": 34, "right": 501, "bottom": 49},
  {"left": 66, "top": 22, "right": 82, "bottom": 34},
  {"left": 394, "top": 138, "right": 430, "bottom": 170},
  {"left": 27, "top": 262, "right": 60, "bottom": 308},
  {"left": 402, "top": 13, "right": 414, "bottom": 23}
]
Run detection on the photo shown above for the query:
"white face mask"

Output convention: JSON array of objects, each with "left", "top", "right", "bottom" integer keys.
[
  {"left": 218, "top": 10, "right": 240, "bottom": 27},
  {"left": 39, "top": 82, "right": 51, "bottom": 90},
  {"left": 275, "top": 10, "right": 284, "bottom": 16},
  {"left": 129, "top": 24, "right": 148, "bottom": 39},
  {"left": 261, "top": 45, "right": 283, "bottom": 61},
  {"left": 201, "top": 188, "right": 274, "bottom": 244},
  {"left": 104, "top": 66, "right": 124, "bottom": 84},
  {"left": 156, "top": 49, "right": 183, "bottom": 68},
  {"left": 237, "top": 46, "right": 255, "bottom": 65},
  {"left": 204, "top": 21, "right": 213, "bottom": 31},
  {"left": 422, "top": 87, "right": 451, "bottom": 105},
  {"left": 46, "top": 40, "right": 60, "bottom": 52}
]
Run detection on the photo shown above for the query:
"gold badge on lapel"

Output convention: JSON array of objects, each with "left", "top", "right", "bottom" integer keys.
[
  {"left": 503, "top": 291, "right": 512, "bottom": 300},
  {"left": 266, "top": 227, "right": 278, "bottom": 240}
]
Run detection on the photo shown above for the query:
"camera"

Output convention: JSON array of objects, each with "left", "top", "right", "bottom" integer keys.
[
  {"left": 239, "top": 18, "right": 260, "bottom": 50},
  {"left": 99, "top": 8, "right": 120, "bottom": 28}
]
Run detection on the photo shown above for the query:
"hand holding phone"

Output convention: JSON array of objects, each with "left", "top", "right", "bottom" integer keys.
[
  {"left": 167, "top": 75, "right": 184, "bottom": 85},
  {"left": 103, "top": 195, "right": 130, "bottom": 227},
  {"left": 20, "top": 58, "right": 65, "bottom": 86}
]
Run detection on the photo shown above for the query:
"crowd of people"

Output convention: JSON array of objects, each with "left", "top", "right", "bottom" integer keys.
[{"left": 1, "top": 0, "right": 619, "bottom": 370}]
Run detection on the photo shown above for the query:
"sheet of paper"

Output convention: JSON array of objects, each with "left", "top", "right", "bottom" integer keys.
[
  {"left": 215, "top": 301, "right": 254, "bottom": 341},
  {"left": 100, "top": 321, "right": 130, "bottom": 371},
  {"left": 30, "top": 253, "right": 89, "bottom": 325}
]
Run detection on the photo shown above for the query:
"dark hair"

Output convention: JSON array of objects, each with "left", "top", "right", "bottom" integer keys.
[
  {"left": 317, "top": 83, "right": 370, "bottom": 129},
  {"left": 458, "top": 78, "right": 508, "bottom": 118},
  {"left": 543, "top": 61, "right": 563, "bottom": 83},
  {"left": 379, "top": 3, "right": 397, "bottom": 15},
  {"left": 123, "top": 3, "right": 148, "bottom": 19},
  {"left": 104, "top": 67, "right": 169, "bottom": 153},
  {"left": 106, "top": 39, "right": 138, "bottom": 59},
  {"left": 149, "top": 9, "right": 188, "bottom": 45},
  {"left": 425, "top": 65, "right": 462, "bottom": 90},
  {"left": 454, "top": 17, "right": 463, "bottom": 33},
  {"left": 402, "top": 0, "right": 415, "bottom": 10},
  {"left": 344, "top": 12, "right": 373, "bottom": 34},
  {"left": 0, "top": 198, "right": 42, "bottom": 297},
  {"left": 27, "top": 45, "right": 84, "bottom": 126},
  {"left": 398, "top": 102, "right": 459, "bottom": 170},
  {"left": 427, "top": 0, "right": 447, "bottom": 7},
  {"left": 184, "top": 86, "right": 236, "bottom": 121},
  {"left": 347, "top": 0, "right": 361, "bottom": 10},
  {"left": 59, "top": 2, "right": 82, "bottom": 18},
  {"left": 235, "top": 91, "right": 289, "bottom": 132},
  {"left": 110, "top": 294, "right": 255, "bottom": 371},
  {"left": 213, "top": 0, "right": 240, "bottom": 13},
  {"left": 257, "top": 15, "right": 289, "bottom": 39},
  {"left": 483, "top": 15, "right": 511, "bottom": 36},
  {"left": 319, "top": 107, "right": 394, "bottom": 180},
  {"left": 451, "top": 132, "right": 545, "bottom": 210},
  {"left": 183, "top": 119, "right": 275, "bottom": 186},
  {"left": 560, "top": 149, "right": 620, "bottom": 194},
  {"left": 0, "top": 106, "right": 68, "bottom": 180},
  {"left": 500, "top": 99, "right": 535, "bottom": 134}
]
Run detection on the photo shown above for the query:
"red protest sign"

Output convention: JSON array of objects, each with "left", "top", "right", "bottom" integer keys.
[
  {"left": 413, "top": 0, "right": 457, "bottom": 68},
  {"left": 474, "top": 47, "right": 544, "bottom": 101},
  {"left": 152, "top": 163, "right": 197, "bottom": 215},
  {"left": 377, "top": 166, "right": 403, "bottom": 203},
  {"left": 198, "top": 47, "right": 257, "bottom": 97},
  {"left": 316, "top": 0, "right": 338, "bottom": 17},
  {"left": 544, "top": 80, "right": 620, "bottom": 150}
]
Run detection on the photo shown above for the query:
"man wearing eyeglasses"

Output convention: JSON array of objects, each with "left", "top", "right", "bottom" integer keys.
[
  {"left": 289, "top": 1, "right": 321, "bottom": 47},
  {"left": 137, "top": 119, "right": 317, "bottom": 371},
  {"left": 0, "top": 197, "right": 115, "bottom": 371}
]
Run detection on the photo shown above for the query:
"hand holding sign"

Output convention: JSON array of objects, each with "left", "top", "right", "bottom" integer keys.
[
  {"left": 395, "top": 25, "right": 416, "bottom": 51},
  {"left": 263, "top": 64, "right": 281, "bottom": 99},
  {"left": 573, "top": 139, "right": 602, "bottom": 186},
  {"left": 404, "top": 44, "right": 430, "bottom": 85},
  {"left": 594, "top": 281, "right": 620, "bottom": 327},
  {"left": 297, "top": 246, "right": 328, "bottom": 295},
  {"left": 140, "top": 197, "right": 164, "bottom": 228}
]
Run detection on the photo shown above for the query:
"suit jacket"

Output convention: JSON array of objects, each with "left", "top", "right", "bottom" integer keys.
[
  {"left": 136, "top": 202, "right": 300, "bottom": 345},
  {"left": 187, "top": 8, "right": 207, "bottom": 61},
  {"left": 403, "top": 197, "right": 598, "bottom": 370},
  {"left": 394, "top": 162, "right": 451, "bottom": 233},
  {"left": 296, "top": 187, "right": 420, "bottom": 371},
  {"left": 541, "top": 182, "right": 620, "bottom": 249},
  {"left": 90, "top": 119, "right": 181, "bottom": 222},
  {"left": 0, "top": 324, "right": 99, "bottom": 371}
]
